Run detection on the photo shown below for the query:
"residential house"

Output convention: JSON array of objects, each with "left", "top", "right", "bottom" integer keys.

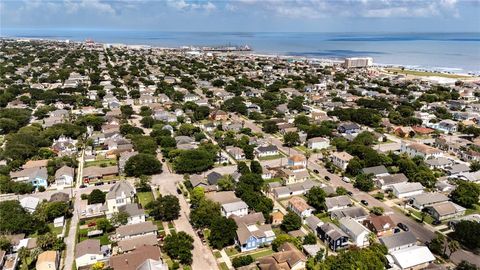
[
  {"left": 114, "top": 221, "right": 158, "bottom": 241},
  {"left": 255, "top": 145, "right": 279, "bottom": 158},
  {"left": 287, "top": 197, "right": 314, "bottom": 219},
  {"left": 425, "top": 157, "right": 454, "bottom": 170},
  {"left": 257, "top": 243, "right": 307, "bottom": 270},
  {"left": 317, "top": 223, "right": 349, "bottom": 251},
  {"left": 105, "top": 181, "right": 136, "bottom": 216},
  {"left": 437, "top": 120, "right": 458, "bottom": 133},
  {"left": 20, "top": 196, "right": 40, "bottom": 213},
  {"left": 54, "top": 165, "right": 74, "bottom": 188},
  {"left": 75, "top": 239, "right": 104, "bottom": 268},
  {"left": 271, "top": 180, "right": 319, "bottom": 199},
  {"left": 331, "top": 152, "right": 353, "bottom": 170},
  {"left": 206, "top": 171, "right": 223, "bottom": 186},
  {"left": 339, "top": 217, "right": 370, "bottom": 247},
  {"left": 82, "top": 166, "right": 119, "bottom": 183},
  {"left": 425, "top": 201, "right": 466, "bottom": 221},
  {"left": 287, "top": 154, "right": 307, "bottom": 171},
  {"left": 118, "top": 151, "right": 138, "bottom": 173},
  {"left": 305, "top": 215, "right": 322, "bottom": 234},
  {"left": 391, "top": 182, "right": 424, "bottom": 198},
  {"left": 337, "top": 122, "right": 360, "bottom": 134},
  {"left": 136, "top": 259, "right": 168, "bottom": 270},
  {"left": 409, "top": 193, "right": 450, "bottom": 210},
  {"left": 36, "top": 251, "right": 59, "bottom": 270},
  {"left": 390, "top": 246, "right": 435, "bottom": 270},
  {"left": 362, "top": 165, "right": 389, "bottom": 177},
  {"left": 232, "top": 212, "right": 276, "bottom": 252},
  {"left": 400, "top": 142, "right": 442, "bottom": 160},
  {"left": 279, "top": 168, "right": 310, "bottom": 185},
  {"left": 271, "top": 211, "right": 284, "bottom": 227},
  {"left": 325, "top": 195, "right": 352, "bottom": 212},
  {"left": 109, "top": 245, "right": 162, "bottom": 270},
  {"left": 363, "top": 215, "right": 395, "bottom": 237},
  {"left": 117, "top": 234, "right": 158, "bottom": 253},
  {"left": 206, "top": 191, "right": 249, "bottom": 217},
  {"left": 376, "top": 174, "right": 409, "bottom": 190},
  {"left": 226, "top": 146, "right": 246, "bottom": 160},
  {"left": 118, "top": 204, "right": 146, "bottom": 225},
  {"left": 379, "top": 231, "right": 417, "bottom": 253},
  {"left": 210, "top": 110, "right": 228, "bottom": 121},
  {"left": 331, "top": 207, "right": 369, "bottom": 222},
  {"left": 10, "top": 167, "right": 48, "bottom": 189},
  {"left": 307, "top": 137, "right": 330, "bottom": 150}
]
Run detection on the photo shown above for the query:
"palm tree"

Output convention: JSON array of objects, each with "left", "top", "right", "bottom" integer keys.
[
  {"left": 448, "top": 240, "right": 460, "bottom": 258},
  {"left": 305, "top": 149, "right": 312, "bottom": 170},
  {"left": 18, "top": 247, "right": 30, "bottom": 270}
]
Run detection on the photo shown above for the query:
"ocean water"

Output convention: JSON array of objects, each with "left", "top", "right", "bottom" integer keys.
[{"left": 2, "top": 29, "right": 480, "bottom": 74}]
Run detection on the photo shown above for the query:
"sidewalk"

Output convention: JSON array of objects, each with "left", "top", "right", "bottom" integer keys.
[{"left": 219, "top": 249, "right": 233, "bottom": 270}]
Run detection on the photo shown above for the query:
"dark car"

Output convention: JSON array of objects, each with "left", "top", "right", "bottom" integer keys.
[
  {"left": 394, "top": 228, "right": 401, "bottom": 234},
  {"left": 397, "top": 223, "right": 409, "bottom": 231},
  {"left": 347, "top": 191, "right": 353, "bottom": 196},
  {"left": 161, "top": 158, "right": 166, "bottom": 162},
  {"left": 324, "top": 176, "right": 330, "bottom": 181},
  {"left": 79, "top": 184, "right": 86, "bottom": 188},
  {"left": 313, "top": 169, "right": 319, "bottom": 174},
  {"left": 432, "top": 220, "right": 441, "bottom": 226},
  {"left": 361, "top": 200, "right": 369, "bottom": 206}
]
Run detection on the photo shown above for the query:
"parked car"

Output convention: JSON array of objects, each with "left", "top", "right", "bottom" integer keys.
[
  {"left": 324, "top": 176, "right": 330, "bottom": 181},
  {"left": 347, "top": 191, "right": 353, "bottom": 196},
  {"left": 432, "top": 220, "right": 441, "bottom": 226},
  {"left": 394, "top": 228, "right": 401, "bottom": 234},
  {"left": 397, "top": 223, "right": 409, "bottom": 231},
  {"left": 313, "top": 169, "right": 319, "bottom": 174},
  {"left": 342, "top": 176, "right": 351, "bottom": 183},
  {"left": 361, "top": 200, "right": 369, "bottom": 206}
]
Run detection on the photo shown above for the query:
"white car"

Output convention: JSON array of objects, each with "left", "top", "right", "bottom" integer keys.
[{"left": 342, "top": 176, "right": 351, "bottom": 183}]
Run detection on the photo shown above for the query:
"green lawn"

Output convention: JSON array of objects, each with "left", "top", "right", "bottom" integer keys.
[
  {"left": 79, "top": 233, "right": 110, "bottom": 245},
  {"left": 225, "top": 246, "right": 239, "bottom": 257},
  {"left": 213, "top": 251, "right": 222, "bottom": 259},
  {"left": 48, "top": 223, "right": 63, "bottom": 235},
  {"left": 250, "top": 248, "right": 274, "bottom": 260},
  {"left": 137, "top": 191, "right": 154, "bottom": 208},
  {"left": 465, "top": 204, "right": 480, "bottom": 216},
  {"left": 294, "top": 145, "right": 309, "bottom": 153},
  {"left": 85, "top": 158, "right": 117, "bottom": 168},
  {"left": 385, "top": 68, "right": 471, "bottom": 79},
  {"left": 219, "top": 262, "right": 229, "bottom": 270},
  {"left": 259, "top": 154, "right": 285, "bottom": 161}
]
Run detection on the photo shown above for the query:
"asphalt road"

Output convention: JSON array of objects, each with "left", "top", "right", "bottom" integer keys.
[{"left": 234, "top": 114, "right": 480, "bottom": 267}]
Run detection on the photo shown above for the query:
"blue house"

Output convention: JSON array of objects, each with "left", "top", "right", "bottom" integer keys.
[
  {"left": 232, "top": 213, "right": 276, "bottom": 252},
  {"left": 317, "top": 223, "right": 349, "bottom": 251},
  {"left": 10, "top": 167, "right": 48, "bottom": 189}
]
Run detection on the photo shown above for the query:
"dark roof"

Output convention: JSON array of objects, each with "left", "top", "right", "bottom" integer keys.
[
  {"left": 362, "top": 165, "right": 388, "bottom": 176},
  {"left": 256, "top": 145, "right": 279, "bottom": 152},
  {"left": 207, "top": 171, "right": 222, "bottom": 185},
  {"left": 379, "top": 231, "right": 417, "bottom": 250}
]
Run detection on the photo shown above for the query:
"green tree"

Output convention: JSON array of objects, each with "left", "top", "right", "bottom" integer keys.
[
  {"left": 189, "top": 187, "right": 205, "bottom": 209},
  {"left": 217, "top": 175, "right": 235, "bottom": 191},
  {"left": 96, "top": 218, "right": 113, "bottom": 233},
  {"left": 125, "top": 153, "right": 163, "bottom": 176},
  {"left": 370, "top": 207, "right": 384, "bottom": 216},
  {"left": 450, "top": 180, "right": 480, "bottom": 208},
  {"left": 250, "top": 160, "right": 262, "bottom": 174},
  {"left": 208, "top": 216, "right": 238, "bottom": 249},
  {"left": 172, "top": 149, "right": 214, "bottom": 174},
  {"left": 354, "top": 173, "right": 375, "bottom": 192},
  {"left": 120, "top": 105, "right": 134, "bottom": 119},
  {"left": 452, "top": 220, "right": 480, "bottom": 250},
  {"left": 263, "top": 120, "right": 279, "bottom": 134},
  {"left": 163, "top": 232, "right": 194, "bottom": 265},
  {"left": 0, "top": 200, "right": 34, "bottom": 234},
  {"left": 272, "top": 234, "right": 301, "bottom": 251},
  {"left": 232, "top": 255, "right": 254, "bottom": 268},
  {"left": 305, "top": 186, "right": 326, "bottom": 212},
  {"left": 88, "top": 189, "right": 106, "bottom": 204},
  {"left": 281, "top": 212, "right": 302, "bottom": 232},
  {"left": 110, "top": 211, "right": 130, "bottom": 226},
  {"left": 470, "top": 161, "right": 480, "bottom": 172},
  {"left": 283, "top": 132, "right": 300, "bottom": 147},
  {"left": 147, "top": 195, "right": 181, "bottom": 221},
  {"left": 190, "top": 199, "right": 221, "bottom": 228},
  {"left": 455, "top": 261, "right": 480, "bottom": 270},
  {"left": 303, "top": 232, "right": 317, "bottom": 245}
]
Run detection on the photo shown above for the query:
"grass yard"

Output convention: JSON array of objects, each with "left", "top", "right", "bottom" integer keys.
[
  {"left": 385, "top": 68, "right": 471, "bottom": 79},
  {"left": 294, "top": 145, "right": 309, "bottom": 153},
  {"left": 79, "top": 233, "right": 110, "bottom": 245},
  {"left": 250, "top": 248, "right": 274, "bottom": 260},
  {"left": 465, "top": 204, "right": 480, "bottom": 216},
  {"left": 48, "top": 223, "right": 63, "bottom": 235},
  {"left": 213, "top": 251, "right": 222, "bottom": 259},
  {"left": 85, "top": 158, "right": 117, "bottom": 168},
  {"left": 137, "top": 191, "right": 154, "bottom": 208},
  {"left": 259, "top": 154, "right": 285, "bottom": 161},
  {"left": 225, "top": 246, "right": 239, "bottom": 257},
  {"left": 219, "top": 262, "right": 229, "bottom": 270}
]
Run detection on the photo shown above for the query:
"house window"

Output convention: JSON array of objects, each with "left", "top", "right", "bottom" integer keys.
[{"left": 116, "top": 199, "right": 124, "bottom": 204}]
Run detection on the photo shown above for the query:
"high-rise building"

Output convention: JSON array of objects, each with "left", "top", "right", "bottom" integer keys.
[{"left": 344, "top": 57, "right": 373, "bottom": 68}]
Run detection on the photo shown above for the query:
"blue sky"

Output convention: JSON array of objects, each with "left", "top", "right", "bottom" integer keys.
[{"left": 1, "top": 0, "right": 479, "bottom": 32}]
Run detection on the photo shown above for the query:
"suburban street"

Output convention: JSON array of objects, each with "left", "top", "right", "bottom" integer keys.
[{"left": 233, "top": 114, "right": 480, "bottom": 266}]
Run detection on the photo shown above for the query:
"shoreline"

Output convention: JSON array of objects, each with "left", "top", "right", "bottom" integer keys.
[{"left": 2, "top": 35, "right": 479, "bottom": 78}]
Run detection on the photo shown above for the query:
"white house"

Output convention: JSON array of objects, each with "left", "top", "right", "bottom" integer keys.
[
  {"left": 400, "top": 142, "right": 443, "bottom": 160},
  {"left": 288, "top": 197, "right": 314, "bottom": 218},
  {"left": 75, "top": 239, "right": 104, "bottom": 268},
  {"left": 331, "top": 152, "right": 353, "bottom": 171},
  {"left": 20, "top": 196, "right": 40, "bottom": 213},
  {"left": 221, "top": 201, "right": 249, "bottom": 218},
  {"left": 118, "top": 204, "right": 146, "bottom": 225},
  {"left": 105, "top": 181, "right": 136, "bottom": 217},
  {"left": 307, "top": 137, "right": 330, "bottom": 150},
  {"left": 339, "top": 217, "right": 370, "bottom": 247},
  {"left": 391, "top": 182, "right": 424, "bottom": 198},
  {"left": 390, "top": 245, "right": 435, "bottom": 270},
  {"left": 255, "top": 145, "right": 279, "bottom": 158},
  {"left": 54, "top": 166, "right": 75, "bottom": 188}
]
